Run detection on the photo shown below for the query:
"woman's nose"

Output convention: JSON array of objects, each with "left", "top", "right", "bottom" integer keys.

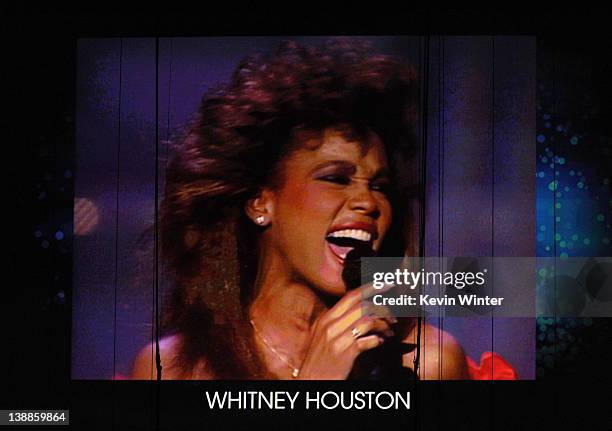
[{"left": 347, "top": 186, "right": 380, "bottom": 217}]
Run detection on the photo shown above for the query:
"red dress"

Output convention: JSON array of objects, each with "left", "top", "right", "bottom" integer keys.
[{"left": 466, "top": 352, "right": 518, "bottom": 380}]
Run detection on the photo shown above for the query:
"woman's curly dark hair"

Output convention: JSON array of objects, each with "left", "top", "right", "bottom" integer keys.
[{"left": 159, "top": 39, "right": 419, "bottom": 379}]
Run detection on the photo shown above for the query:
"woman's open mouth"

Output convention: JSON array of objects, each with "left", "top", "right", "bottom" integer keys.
[{"left": 325, "top": 229, "right": 373, "bottom": 264}]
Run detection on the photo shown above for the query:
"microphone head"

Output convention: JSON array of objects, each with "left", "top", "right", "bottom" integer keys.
[{"left": 342, "top": 245, "right": 375, "bottom": 290}]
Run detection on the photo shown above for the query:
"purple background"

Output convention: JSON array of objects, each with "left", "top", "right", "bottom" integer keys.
[{"left": 72, "top": 36, "right": 535, "bottom": 379}]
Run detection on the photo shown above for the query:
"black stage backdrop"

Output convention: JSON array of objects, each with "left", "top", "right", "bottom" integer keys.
[{"left": 5, "top": 8, "right": 612, "bottom": 431}]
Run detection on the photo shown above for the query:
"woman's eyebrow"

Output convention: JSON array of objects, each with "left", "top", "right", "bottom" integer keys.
[
  {"left": 310, "top": 160, "right": 356, "bottom": 174},
  {"left": 310, "top": 160, "right": 391, "bottom": 180}
]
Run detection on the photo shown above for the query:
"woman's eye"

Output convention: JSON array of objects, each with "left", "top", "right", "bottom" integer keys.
[{"left": 319, "top": 175, "right": 351, "bottom": 185}]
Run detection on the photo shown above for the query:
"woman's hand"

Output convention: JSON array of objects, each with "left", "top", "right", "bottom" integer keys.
[{"left": 298, "top": 285, "right": 396, "bottom": 380}]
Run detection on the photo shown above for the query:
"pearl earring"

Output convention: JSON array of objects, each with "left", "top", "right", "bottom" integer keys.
[{"left": 256, "top": 215, "right": 265, "bottom": 225}]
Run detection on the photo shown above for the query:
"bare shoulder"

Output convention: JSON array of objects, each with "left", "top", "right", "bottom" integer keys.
[
  {"left": 402, "top": 322, "right": 470, "bottom": 380},
  {"left": 130, "top": 334, "right": 213, "bottom": 380}
]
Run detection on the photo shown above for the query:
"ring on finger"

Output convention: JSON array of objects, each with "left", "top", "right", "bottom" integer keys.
[{"left": 351, "top": 327, "right": 361, "bottom": 339}]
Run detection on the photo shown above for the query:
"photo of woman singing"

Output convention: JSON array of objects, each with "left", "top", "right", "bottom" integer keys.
[{"left": 72, "top": 36, "right": 534, "bottom": 381}]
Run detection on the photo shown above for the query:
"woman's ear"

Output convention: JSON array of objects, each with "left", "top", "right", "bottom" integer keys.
[{"left": 244, "top": 189, "right": 275, "bottom": 227}]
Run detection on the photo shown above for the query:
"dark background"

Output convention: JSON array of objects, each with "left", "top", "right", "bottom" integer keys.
[{"left": 5, "top": 8, "right": 612, "bottom": 430}]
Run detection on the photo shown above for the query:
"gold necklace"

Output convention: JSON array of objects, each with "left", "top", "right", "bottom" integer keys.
[{"left": 249, "top": 319, "right": 300, "bottom": 378}]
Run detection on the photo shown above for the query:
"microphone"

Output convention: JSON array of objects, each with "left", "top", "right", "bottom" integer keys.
[{"left": 342, "top": 246, "right": 416, "bottom": 381}]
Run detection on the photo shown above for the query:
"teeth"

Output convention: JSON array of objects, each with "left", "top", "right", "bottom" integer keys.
[{"left": 327, "top": 229, "right": 372, "bottom": 242}]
